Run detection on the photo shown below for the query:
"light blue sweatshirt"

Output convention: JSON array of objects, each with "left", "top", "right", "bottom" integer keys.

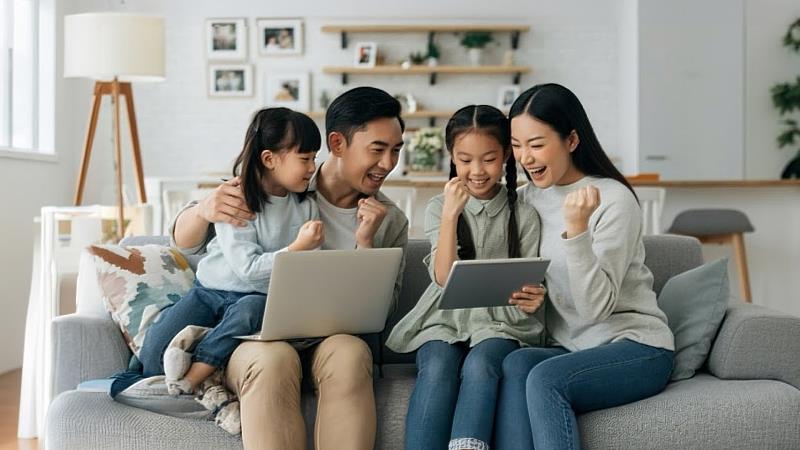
[{"left": 194, "top": 192, "right": 318, "bottom": 294}]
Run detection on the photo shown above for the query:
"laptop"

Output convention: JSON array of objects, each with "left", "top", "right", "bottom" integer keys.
[
  {"left": 237, "top": 247, "right": 403, "bottom": 341},
  {"left": 439, "top": 257, "right": 550, "bottom": 310}
]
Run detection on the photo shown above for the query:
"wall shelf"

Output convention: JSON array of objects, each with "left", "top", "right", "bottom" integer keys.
[
  {"left": 308, "top": 109, "right": 456, "bottom": 126},
  {"left": 321, "top": 24, "right": 530, "bottom": 49},
  {"left": 322, "top": 65, "right": 531, "bottom": 85}
]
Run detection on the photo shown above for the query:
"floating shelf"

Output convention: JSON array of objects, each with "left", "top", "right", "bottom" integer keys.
[
  {"left": 308, "top": 109, "right": 457, "bottom": 126},
  {"left": 321, "top": 24, "right": 531, "bottom": 49},
  {"left": 322, "top": 65, "right": 531, "bottom": 85}
]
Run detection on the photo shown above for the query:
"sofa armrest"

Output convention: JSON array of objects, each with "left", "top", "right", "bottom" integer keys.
[
  {"left": 707, "top": 303, "right": 800, "bottom": 390},
  {"left": 51, "top": 314, "right": 131, "bottom": 396}
]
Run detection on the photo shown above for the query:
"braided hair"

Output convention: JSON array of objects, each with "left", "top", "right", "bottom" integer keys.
[{"left": 445, "top": 105, "right": 521, "bottom": 260}]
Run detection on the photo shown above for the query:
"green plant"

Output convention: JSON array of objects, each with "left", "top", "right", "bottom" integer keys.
[
  {"left": 409, "top": 128, "right": 444, "bottom": 171},
  {"left": 426, "top": 41, "right": 440, "bottom": 59},
  {"left": 771, "top": 18, "right": 800, "bottom": 178},
  {"left": 459, "top": 31, "right": 494, "bottom": 49},
  {"left": 409, "top": 51, "right": 426, "bottom": 65}
]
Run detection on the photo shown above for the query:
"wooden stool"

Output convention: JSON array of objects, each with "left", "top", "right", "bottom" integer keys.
[{"left": 667, "top": 209, "right": 754, "bottom": 302}]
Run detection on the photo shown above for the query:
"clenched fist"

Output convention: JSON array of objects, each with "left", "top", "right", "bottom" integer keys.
[
  {"left": 563, "top": 186, "right": 600, "bottom": 238},
  {"left": 289, "top": 220, "right": 325, "bottom": 251},
  {"left": 442, "top": 177, "right": 470, "bottom": 221},
  {"left": 355, "top": 197, "right": 387, "bottom": 248}
]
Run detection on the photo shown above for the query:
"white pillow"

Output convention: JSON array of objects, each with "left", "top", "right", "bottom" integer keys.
[{"left": 75, "top": 249, "right": 110, "bottom": 318}]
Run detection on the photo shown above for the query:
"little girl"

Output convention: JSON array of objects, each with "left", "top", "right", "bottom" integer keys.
[
  {"left": 137, "top": 107, "right": 324, "bottom": 394},
  {"left": 386, "top": 105, "right": 546, "bottom": 450}
]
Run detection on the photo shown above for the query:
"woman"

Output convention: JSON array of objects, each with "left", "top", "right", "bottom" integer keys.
[{"left": 494, "top": 83, "right": 675, "bottom": 450}]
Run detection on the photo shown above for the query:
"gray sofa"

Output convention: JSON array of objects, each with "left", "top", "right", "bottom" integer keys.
[{"left": 45, "top": 235, "right": 800, "bottom": 449}]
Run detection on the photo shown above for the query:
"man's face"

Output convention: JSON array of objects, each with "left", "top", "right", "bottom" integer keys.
[{"left": 336, "top": 117, "right": 404, "bottom": 195}]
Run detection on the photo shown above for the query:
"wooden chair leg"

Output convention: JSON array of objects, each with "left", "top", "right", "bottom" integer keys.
[{"left": 731, "top": 232, "right": 752, "bottom": 303}]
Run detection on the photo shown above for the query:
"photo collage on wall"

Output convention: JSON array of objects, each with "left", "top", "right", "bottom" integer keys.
[{"left": 205, "top": 17, "right": 308, "bottom": 110}]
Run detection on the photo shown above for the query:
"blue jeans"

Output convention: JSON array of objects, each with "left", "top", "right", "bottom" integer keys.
[
  {"left": 495, "top": 339, "right": 674, "bottom": 450},
  {"left": 138, "top": 282, "right": 266, "bottom": 376},
  {"left": 405, "top": 338, "right": 520, "bottom": 450}
]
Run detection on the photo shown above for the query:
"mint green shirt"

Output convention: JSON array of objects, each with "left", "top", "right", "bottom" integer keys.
[{"left": 386, "top": 186, "right": 545, "bottom": 353}]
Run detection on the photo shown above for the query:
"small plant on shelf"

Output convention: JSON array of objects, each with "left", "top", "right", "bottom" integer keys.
[
  {"left": 771, "top": 17, "right": 800, "bottom": 178},
  {"left": 426, "top": 41, "right": 441, "bottom": 66},
  {"left": 409, "top": 127, "right": 445, "bottom": 173},
  {"left": 459, "top": 31, "right": 495, "bottom": 66}
]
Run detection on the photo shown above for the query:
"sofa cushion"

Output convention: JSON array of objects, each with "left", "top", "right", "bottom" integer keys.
[
  {"left": 657, "top": 258, "right": 729, "bottom": 380},
  {"left": 87, "top": 244, "right": 195, "bottom": 356}
]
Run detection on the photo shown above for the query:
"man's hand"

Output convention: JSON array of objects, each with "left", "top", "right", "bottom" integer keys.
[
  {"left": 289, "top": 220, "right": 325, "bottom": 251},
  {"left": 355, "top": 197, "right": 388, "bottom": 248},
  {"left": 198, "top": 177, "right": 255, "bottom": 227}
]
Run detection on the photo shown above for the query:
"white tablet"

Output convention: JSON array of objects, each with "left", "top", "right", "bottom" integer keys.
[{"left": 438, "top": 257, "right": 550, "bottom": 310}]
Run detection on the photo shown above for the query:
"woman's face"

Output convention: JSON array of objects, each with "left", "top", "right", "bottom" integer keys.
[{"left": 511, "top": 114, "right": 584, "bottom": 188}]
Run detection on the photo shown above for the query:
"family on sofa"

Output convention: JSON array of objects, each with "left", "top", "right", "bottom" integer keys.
[{"left": 105, "top": 83, "right": 676, "bottom": 450}]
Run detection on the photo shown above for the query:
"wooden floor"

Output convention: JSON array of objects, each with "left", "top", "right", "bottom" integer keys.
[{"left": 0, "top": 370, "right": 40, "bottom": 450}]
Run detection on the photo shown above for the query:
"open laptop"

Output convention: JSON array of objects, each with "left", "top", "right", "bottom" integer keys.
[{"left": 237, "top": 247, "right": 403, "bottom": 341}]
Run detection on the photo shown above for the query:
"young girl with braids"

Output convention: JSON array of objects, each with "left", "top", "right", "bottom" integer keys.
[{"left": 386, "top": 105, "right": 545, "bottom": 450}]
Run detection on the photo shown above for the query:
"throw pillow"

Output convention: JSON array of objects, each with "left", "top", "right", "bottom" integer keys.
[
  {"left": 656, "top": 257, "right": 729, "bottom": 380},
  {"left": 87, "top": 244, "right": 195, "bottom": 356}
]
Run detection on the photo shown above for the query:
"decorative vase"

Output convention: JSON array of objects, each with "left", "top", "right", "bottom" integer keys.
[
  {"left": 427, "top": 56, "right": 438, "bottom": 67},
  {"left": 468, "top": 48, "right": 482, "bottom": 66}
]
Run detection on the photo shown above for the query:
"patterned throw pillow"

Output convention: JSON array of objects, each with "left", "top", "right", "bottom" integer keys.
[{"left": 87, "top": 244, "right": 195, "bottom": 356}]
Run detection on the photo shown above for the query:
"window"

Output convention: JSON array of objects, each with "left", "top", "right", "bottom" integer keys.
[{"left": 0, "top": 0, "right": 54, "bottom": 157}]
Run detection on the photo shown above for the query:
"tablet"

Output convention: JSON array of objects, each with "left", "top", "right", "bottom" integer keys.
[{"left": 438, "top": 257, "right": 550, "bottom": 310}]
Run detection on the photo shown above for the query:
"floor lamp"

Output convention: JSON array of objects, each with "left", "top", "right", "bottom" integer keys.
[{"left": 64, "top": 13, "right": 165, "bottom": 238}]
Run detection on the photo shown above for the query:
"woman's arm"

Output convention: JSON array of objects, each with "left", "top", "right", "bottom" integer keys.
[
  {"left": 563, "top": 185, "right": 642, "bottom": 322},
  {"left": 172, "top": 178, "right": 254, "bottom": 249}
]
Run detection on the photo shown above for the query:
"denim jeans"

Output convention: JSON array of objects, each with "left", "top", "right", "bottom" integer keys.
[
  {"left": 138, "top": 282, "right": 266, "bottom": 376},
  {"left": 494, "top": 339, "right": 674, "bottom": 450},
  {"left": 404, "top": 338, "right": 520, "bottom": 450}
]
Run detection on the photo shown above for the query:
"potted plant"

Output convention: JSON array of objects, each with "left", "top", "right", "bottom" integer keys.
[
  {"left": 460, "top": 31, "right": 494, "bottom": 66},
  {"left": 409, "top": 51, "right": 427, "bottom": 65},
  {"left": 771, "top": 18, "right": 800, "bottom": 179},
  {"left": 426, "top": 41, "right": 440, "bottom": 66},
  {"left": 409, "top": 127, "right": 445, "bottom": 173}
]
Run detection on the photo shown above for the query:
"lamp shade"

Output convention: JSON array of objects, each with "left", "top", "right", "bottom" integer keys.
[{"left": 64, "top": 13, "right": 165, "bottom": 82}]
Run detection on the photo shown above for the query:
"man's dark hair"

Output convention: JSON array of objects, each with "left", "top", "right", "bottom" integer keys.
[{"left": 325, "top": 86, "right": 405, "bottom": 146}]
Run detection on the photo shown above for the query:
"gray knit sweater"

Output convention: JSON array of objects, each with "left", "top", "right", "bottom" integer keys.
[{"left": 518, "top": 176, "right": 675, "bottom": 352}]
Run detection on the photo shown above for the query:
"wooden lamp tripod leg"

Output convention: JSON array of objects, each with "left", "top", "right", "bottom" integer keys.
[
  {"left": 122, "top": 83, "right": 147, "bottom": 203},
  {"left": 73, "top": 82, "right": 104, "bottom": 205}
]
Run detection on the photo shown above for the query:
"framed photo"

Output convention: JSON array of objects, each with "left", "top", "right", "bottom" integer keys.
[
  {"left": 256, "top": 19, "right": 303, "bottom": 56},
  {"left": 497, "top": 85, "right": 520, "bottom": 111},
  {"left": 208, "top": 64, "right": 253, "bottom": 97},
  {"left": 264, "top": 72, "right": 310, "bottom": 111},
  {"left": 206, "top": 18, "right": 247, "bottom": 60},
  {"left": 353, "top": 42, "right": 377, "bottom": 67}
]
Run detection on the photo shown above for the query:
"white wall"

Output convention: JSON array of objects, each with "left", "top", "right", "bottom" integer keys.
[
  {"left": 78, "top": 0, "right": 627, "bottom": 204},
  {"left": 638, "top": 0, "right": 745, "bottom": 180},
  {"left": 0, "top": 0, "right": 101, "bottom": 374},
  {"left": 744, "top": 0, "right": 800, "bottom": 178}
]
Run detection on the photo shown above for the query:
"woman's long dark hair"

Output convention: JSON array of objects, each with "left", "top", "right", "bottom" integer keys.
[
  {"left": 508, "top": 83, "right": 636, "bottom": 199},
  {"left": 233, "top": 107, "right": 321, "bottom": 213},
  {"left": 445, "top": 105, "right": 521, "bottom": 260}
]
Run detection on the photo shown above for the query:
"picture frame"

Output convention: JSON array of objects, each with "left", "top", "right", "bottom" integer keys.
[
  {"left": 497, "top": 85, "right": 520, "bottom": 111},
  {"left": 256, "top": 18, "right": 303, "bottom": 56},
  {"left": 206, "top": 18, "right": 247, "bottom": 61},
  {"left": 208, "top": 64, "right": 253, "bottom": 97},
  {"left": 264, "top": 72, "right": 310, "bottom": 111},
  {"left": 353, "top": 42, "right": 377, "bottom": 67}
]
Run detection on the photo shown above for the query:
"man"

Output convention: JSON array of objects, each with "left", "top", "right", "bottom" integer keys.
[{"left": 171, "top": 87, "right": 408, "bottom": 450}]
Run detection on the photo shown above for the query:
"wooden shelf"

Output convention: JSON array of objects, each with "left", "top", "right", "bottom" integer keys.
[
  {"left": 321, "top": 24, "right": 530, "bottom": 33},
  {"left": 382, "top": 178, "right": 800, "bottom": 189},
  {"left": 308, "top": 110, "right": 454, "bottom": 120},
  {"left": 323, "top": 65, "right": 531, "bottom": 85},
  {"left": 322, "top": 23, "right": 530, "bottom": 50}
]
